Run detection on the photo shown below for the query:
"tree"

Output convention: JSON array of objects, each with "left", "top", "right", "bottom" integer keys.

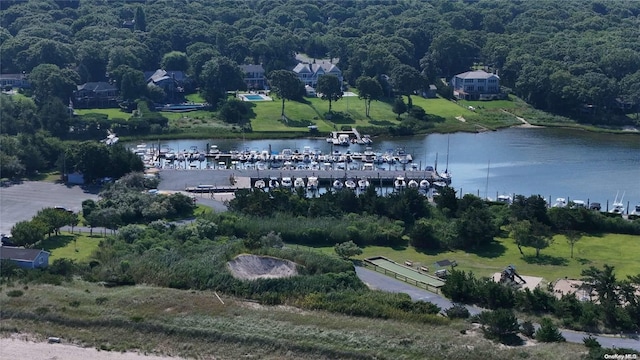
[
  {"left": 392, "top": 96, "right": 407, "bottom": 119},
  {"left": 219, "top": 99, "right": 253, "bottom": 124},
  {"left": 390, "top": 64, "right": 423, "bottom": 108},
  {"left": 161, "top": 51, "right": 189, "bottom": 72},
  {"left": 535, "top": 318, "right": 565, "bottom": 342},
  {"left": 355, "top": 76, "right": 383, "bottom": 117},
  {"left": 334, "top": 240, "right": 362, "bottom": 260},
  {"left": 267, "top": 70, "right": 305, "bottom": 119},
  {"left": 134, "top": 6, "right": 146, "bottom": 32},
  {"left": 120, "top": 69, "right": 147, "bottom": 101},
  {"left": 478, "top": 309, "right": 520, "bottom": 343},
  {"left": 29, "top": 64, "right": 79, "bottom": 105},
  {"left": 200, "top": 57, "right": 246, "bottom": 108},
  {"left": 316, "top": 74, "right": 343, "bottom": 112},
  {"left": 581, "top": 265, "right": 619, "bottom": 307},
  {"left": 11, "top": 220, "right": 46, "bottom": 247},
  {"left": 509, "top": 219, "right": 553, "bottom": 257}
]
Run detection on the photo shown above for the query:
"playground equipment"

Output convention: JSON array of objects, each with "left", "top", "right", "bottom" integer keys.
[{"left": 499, "top": 265, "right": 527, "bottom": 288}]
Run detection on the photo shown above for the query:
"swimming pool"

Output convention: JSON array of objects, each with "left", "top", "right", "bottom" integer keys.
[{"left": 240, "top": 94, "right": 272, "bottom": 101}]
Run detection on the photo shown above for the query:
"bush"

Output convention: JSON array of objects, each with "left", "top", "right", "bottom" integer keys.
[
  {"left": 6, "top": 290, "right": 24, "bottom": 297},
  {"left": 535, "top": 318, "right": 565, "bottom": 342},
  {"left": 445, "top": 304, "right": 470, "bottom": 319},
  {"left": 477, "top": 309, "right": 520, "bottom": 343},
  {"left": 520, "top": 320, "right": 535, "bottom": 338},
  {"left": 583, "top": 335, "right": 601, "bottom": 349}
]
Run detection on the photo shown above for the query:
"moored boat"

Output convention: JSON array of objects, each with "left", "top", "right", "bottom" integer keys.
[
  {"left": 408, "top": 179, "right": 419, "bottom": 189},
  {"left": 345, "top": 179, "right": 356, "bottom": 190},
  {"left": 294, "top": 177, "right": 305, "bottom": 188},
  {"left": 254, "top": 179, "right": 266, "bottom": 189},
  {"left": 394, "top": 176, "right": 406, "bottom": 190},
  {"left": 268, "top": 177, "right": 279, "bottom": 188},
  {"left": 419, "top": 179, "right": 430, "bottom": 190},
  {"left": 358, "top": 179, "right": 370, "bottom": 191},
  {"left": 333, "top": 179, "right": 344, "bottom": 190},
  {"left": 281, "top": 177, "right": 293, "bottom": 188},
  {"left": 307, "top": 176, "right": 319, "bottom": 190}
]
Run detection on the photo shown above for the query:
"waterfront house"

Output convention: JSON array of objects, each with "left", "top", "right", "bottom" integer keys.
[
  {"left": 239, "top": 64, "right": 266, "bottom": 90},
  {"left": 73, "top": 82, "right": 119, "bottom": 108},
  {"left": 0, "top": 246, "right": 50, "bottom": 269},
  {"left": 145, "top": 69, "right": 191, "bottom": 102},
  {"left": 292, "top": 61, "right": 343, "bottom": 88},
  {"left": 0, "top": 73, "right": 30, "bottom": 89},
  {"left": 450, "top": 70, "right": 503, "bottom": 101}
]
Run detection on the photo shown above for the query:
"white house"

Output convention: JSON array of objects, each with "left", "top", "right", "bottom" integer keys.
[
  {"left": 450, "top": 70, "right": 502, "bottom": 100},
  {"left": 292, "top": 61, "right": 343, "bottom": 88},
  {"left": 239, "top": 64, "right": 266, "bottom": 90}
]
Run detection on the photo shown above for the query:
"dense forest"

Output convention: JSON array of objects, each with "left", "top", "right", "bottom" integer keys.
[{"left": 2, "top": 0, "right": 640, "bottom": 124}]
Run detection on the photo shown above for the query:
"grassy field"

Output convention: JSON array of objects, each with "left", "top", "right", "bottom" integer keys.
[
  {"left": 40, "top": 233, "right": 104, "bottom": 262},
  {"left": 293, "top": 233, "right": 640, "bottom": 284},
  {"left": 75, "top": 108, "right": 133, "bottom": 119},
  {"left": 0, "top": 281, "right": 585, "bottom": 359}
]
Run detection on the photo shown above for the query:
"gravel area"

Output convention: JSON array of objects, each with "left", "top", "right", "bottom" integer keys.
[{"left": 0, "top": 181, "right": 99, "bottom": 235}]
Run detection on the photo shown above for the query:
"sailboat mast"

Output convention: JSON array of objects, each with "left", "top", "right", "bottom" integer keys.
[
  {"left": 445, "top": 135, "right": 450, "bottom": 173},
  {"left": 484, "top": 159, "right": 490, "bottom": 200}
]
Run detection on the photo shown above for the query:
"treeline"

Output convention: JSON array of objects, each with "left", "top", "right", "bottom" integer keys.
[
  {"left": 2, "top": 0, "right": 640, "bottom": 125},
  {"left": 443, "top": 266, "right": 640, "bottom": 333},
  {"left": 228, "top": 188, "right": 640, "bottom": 255}
]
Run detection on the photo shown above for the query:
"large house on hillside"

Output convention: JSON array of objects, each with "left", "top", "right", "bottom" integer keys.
[
  {"left": 292, "top": 61, "right": 343, "bottom": 88},
  {"left": 239, "top": 64, "right": 266, "bottom": 90},
  {"left": 144, "top": 69, "right": 191, "bottom": 102},
  {"left": 73, "top": 82, "right": 119, "bottom": 108},
  {"left": 450, "top": 70, "right": 503, "bottom": 101},
  {"left": 0, "top": 73, "right": 30, "bottom": 89}
]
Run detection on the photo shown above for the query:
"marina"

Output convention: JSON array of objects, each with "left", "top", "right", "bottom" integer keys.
[{"left": 132, "top": 127, "right": 640, "bottom": 208}]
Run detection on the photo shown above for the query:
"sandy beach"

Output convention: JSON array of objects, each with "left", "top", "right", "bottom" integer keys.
[{"left": 0, "top": 334, "right": 185, "bottom": 360}]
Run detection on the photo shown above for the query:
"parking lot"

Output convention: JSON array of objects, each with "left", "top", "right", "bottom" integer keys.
[{"left": 0, "top": 181, "right": 99, "bottom": 235}]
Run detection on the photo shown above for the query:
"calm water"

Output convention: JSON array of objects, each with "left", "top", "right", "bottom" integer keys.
[{"left": 142, "top": 128, "right": 640, "bottom": 207}]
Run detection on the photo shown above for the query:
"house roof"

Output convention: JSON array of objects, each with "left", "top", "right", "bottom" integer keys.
[
  {"left": 0, "top": 246, "right": 49, "bottom": 262},
  {"left": 292, "top": 62, "right": 340, "bottom": 75},
  {"left": 76, "top": 82, "right": 117, "bottom": 92},
  {"left": 0, "top": 73, "right": 27, "bottom": 80},
  {"left": 144, "top": 70, "right": 188, "bottom": 84},
  {"left": 454, "top": 70, "right": 499, "bottom": 80},
  {"left": 240, "top": 64, "right": 264, "bottom": 73}
]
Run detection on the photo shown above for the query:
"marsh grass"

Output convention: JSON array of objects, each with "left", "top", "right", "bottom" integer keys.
[{"left": 0, "top": 282, "right": 585, "bottom": 359}]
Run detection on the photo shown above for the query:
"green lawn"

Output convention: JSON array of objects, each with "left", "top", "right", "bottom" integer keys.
[
  {"left": 293, "top": 233, "right": 640, "bottom": 284},
  {"left": 41, "top": 232, "right": 104, "bottom": 262},
  {"left": 185, "top": 93, "right": 206, "bottom": 103},
  {"left": 75, "top": 108, "right": 133, "bottom": 119}
]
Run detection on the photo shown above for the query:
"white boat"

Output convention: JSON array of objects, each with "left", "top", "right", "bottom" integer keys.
[
  {"left": 439, "top": 170, "right": 452, "bottom": 184},
  {"left": 394, "top": 176, "right": 406, "bottom": 190},
  {"left": 102, "top": 130, "right": 119, "bottom": 145},
  {"left": 358, "top": 179, "right": 370, "bottom": 191},
  {"left": 268, "top": 177, "right": 279, "bottom": 188},
  {"left": 294, "top": 177, "right": 305, "bottom": 188},
  {"left": 333, "top": 179, "right": 344, "bottom": 190},
  {"left": 307, "top": 176, "right": 319, "bottom": 190},
  {"left": 432, "top": 181, "right": 447, "bottom": 189},
  {"left": 408, "top": 179, "right": 419, "bottom": 189},
  {"left": 571, "top": 200, "right": 586, "bottom": 208},
  {"left": 609, "top": 191, "right": 625, "bottom": 214},
  {"left": 631, "top": 204, "right": 640, "bottom": 216},
  {"left": 345, "top": 179, "right": 357, "bottom": 190},
  {"left": 419, "top": 179, "right": 430, "bottom": 190},
  {"left": 254, "top": 179, "right": 266, "bottom": 189},
  {"left": 552, "top": 197, "right": 567, "bottom": 208},
  {"left": 281, "top": 177, "right": 293, "bottom": 188},
  {"left": 208, "top": 145, "right": 220, "bottom": 154}
]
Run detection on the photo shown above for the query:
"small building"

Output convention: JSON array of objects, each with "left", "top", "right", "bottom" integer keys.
[
  {"left": 239, "top": 64, "right": 266, "bottom": 90},
  {"left": 66, "top": 172, "right": 85, "bottom": 185},
  {"left": 552, "top": 278, "right": 593, "bottom": 301},
  {"left": 0, "top": 73, "right": 31, "bottom": 89},
  {"left": 305, "top": 85, "right": 316, "bottom": 97},
  {"left": 450, "top": 70, "right": 503, "bottom": 101},
  {"left": 422, "top": 84, "right": 437, "bottom": 98},
  {"left": 0, "top": 246, "right": 50, "bottom": 269}
]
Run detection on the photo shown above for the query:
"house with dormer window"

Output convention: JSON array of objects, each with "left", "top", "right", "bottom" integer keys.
[
  {"left": 450, "top": 70, "right": 503, "bottom": 101},
  {"left": 239, "top": 64, "right": 266, "bottom": 90},
  {"left": 292, "top": 61, "right": 343, "bottom": 89}
]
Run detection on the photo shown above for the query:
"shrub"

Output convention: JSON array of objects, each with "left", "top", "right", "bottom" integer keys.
[
  {"left": 520, "top": 320, "right": 535, "bottom": 337},
  {"left": 445, "top": 304, "right": 470, "bottom": 319},
  {"left": 477, "top": 309, "right": 520, "bottom": 343},
  {"left": 583, "top": 335, "right": 601, "bottom": 349},
  {"left": 6, "top": 290, "right": 23, "bottom": 297},
  {"left": 535, "top": 318, "right": 565, "bottom": 342}
]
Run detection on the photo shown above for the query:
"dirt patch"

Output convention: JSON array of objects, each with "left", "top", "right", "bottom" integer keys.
[
  {"left": 455, "top": 116, "right": 466, "bottom": 122},
  {"left": 227, "top": 254, "right": 298, "bottom": 280}
]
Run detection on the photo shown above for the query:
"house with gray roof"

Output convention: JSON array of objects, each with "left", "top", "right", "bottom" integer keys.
[
  {"left": 292, "top": 61, "right": 343, "bottom": 89},
  {"left": 239, "top": 64, "right": 266, "bottom": 90},
  {"left": 450, "top": 70, "right": 503, "bottom": 100},
  {"left": 144, "top": 69, "right": 191, "bottom": 102},
  {"left": 73, "top": 82, "right": 119, "bottom": 108},
  {"left": 0, "top": 73, "right": 31, "bottom": 89},
  {"left": 0, "top": 246, "right": 50, "bottom": 269}
]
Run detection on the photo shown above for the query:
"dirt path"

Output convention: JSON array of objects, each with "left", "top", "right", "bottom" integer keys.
[{"left": 501, "top": 109, "right": 541, "bottom": 128}]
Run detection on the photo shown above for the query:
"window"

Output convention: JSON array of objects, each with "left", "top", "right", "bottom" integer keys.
[
  {"left": 488, "top": 79, "right": 497, "bottom": 84},
  {"left": 464, "top": 79, "right": 474, "bottom": 83},
  {"left": 465, "top": 86, "right": 475, "bottom": 91},
  {"left": 478, "top": 86, "right": 484, "bottom": 92},
  {"left": 477, "top": 79, "right": 486, "bottom": 83}
]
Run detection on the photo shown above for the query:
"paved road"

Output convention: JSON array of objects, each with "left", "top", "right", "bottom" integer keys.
[
  {"left": 355, "top": 266, "right": 640, "bottom": 351},
  {"left": 0, "top": 181, "right": 100, "bottom": 235}
]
